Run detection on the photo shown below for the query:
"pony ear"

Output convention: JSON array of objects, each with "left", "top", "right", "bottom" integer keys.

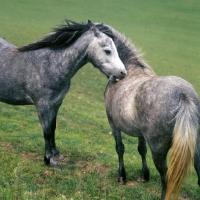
[
  {"left": 88, "top": 20, "right": 92, "bottom": 24},
  {"left": 92, "top": 26, "right": 101, "bottom": 37}
]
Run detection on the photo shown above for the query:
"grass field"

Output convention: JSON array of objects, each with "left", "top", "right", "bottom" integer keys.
[{"left": 0, "top": 0, "right": 200, "bottom": 199}]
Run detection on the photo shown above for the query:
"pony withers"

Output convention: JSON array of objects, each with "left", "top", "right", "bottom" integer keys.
[
  {"left": 95, "top": 22, "right": 200, "bottom": 199},
  {"left": 0, "top": 20, "right": 126, "bottom": 168}
]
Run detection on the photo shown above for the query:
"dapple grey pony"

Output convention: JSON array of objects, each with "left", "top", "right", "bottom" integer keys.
[
  {"left": 94, "top": 22, "right": 200, "bottom": 199},
  {"left": 0, "top": 20, "right": 126, "bottom": 168}
]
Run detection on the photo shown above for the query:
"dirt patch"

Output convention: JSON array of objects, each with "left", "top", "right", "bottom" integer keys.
[
  {"left": 126, "top": 180, "right": 139, "bottom": 187},
  {"left": 0, "top": 139, "right": 40, "bottom": 161},
  {"left": 0, "top": 140, "right": 16, "bottom": 151},
  {"left": 21, "top": 152, "right": 40, "bottom": 160},
  {"left": 61, "top": 159, "right": 111, "bottom": 176}
]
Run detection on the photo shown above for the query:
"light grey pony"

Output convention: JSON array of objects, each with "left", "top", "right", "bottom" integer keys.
[
  {"left": 94, "top": 22, "right": 200, "bottom": 199},
  {"left": 0, "top": 20, "right": 126, "bottom": 168}
]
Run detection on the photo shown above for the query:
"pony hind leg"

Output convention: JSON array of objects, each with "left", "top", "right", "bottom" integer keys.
[
  {"left": 194, "top": 152, "right": 200, "bottom": 186},
  {"left": 151, "top": 149, "right": 168, "bottom": 200},
  {"left": 111, "top": 126, "right": 126, "bottom": 184},
  {"left": 194, "top": 134, "right": 200, "bottom": 186},
  {"left": 138, "top": 136, "right": 150, "bottom": 182}
]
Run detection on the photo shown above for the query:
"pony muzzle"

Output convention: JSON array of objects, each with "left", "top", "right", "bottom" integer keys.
[{"left": 116, "top": 69, "right": 127, "bottom": 80}]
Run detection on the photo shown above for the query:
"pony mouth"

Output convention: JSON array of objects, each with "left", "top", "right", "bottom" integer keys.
[
  {"left": 109, "top": 75, "right": 122, "bottom": 83},
  {"left": 113, "top": 76, "right": 121, "bottom": 82},
  {"left": 113, "top": 73, "right": 126, "bottom": 82},
  {"left": 115, "top": 77, "right": 120, "bottom": 82}
]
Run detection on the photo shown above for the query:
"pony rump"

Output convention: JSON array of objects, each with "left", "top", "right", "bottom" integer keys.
[{"left": 166, "top": 95, "right": 199, "bottom": 199}]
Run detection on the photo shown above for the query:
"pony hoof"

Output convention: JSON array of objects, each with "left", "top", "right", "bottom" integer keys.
[
  {"left": 138, "top": 177, "right": 149, "bottom": 183},
  {"left": 118, "top": 177, "right": 126, "bottom": 185},
  {"left": 138, "top": 178, "right": 145, "bottom": 183},
  {"left": 49, "top": 157, "right": 59, "bottom": 166},
  {"left": 44, "top": 156, "right": 62, "bottom": 171},
  {"left": 49, "top": 157, "right": 62, "bottom": 171},
  {"left": 54, "top": 153, "right": 65, "bottom": 161}
]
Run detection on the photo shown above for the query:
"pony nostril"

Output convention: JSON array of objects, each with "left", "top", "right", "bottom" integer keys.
[{"left": 121, "top": 71, "right": 127, "bottom": 77}]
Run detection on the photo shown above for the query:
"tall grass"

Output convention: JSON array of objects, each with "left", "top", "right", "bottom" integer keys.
[{"left": 0, "top": 0, "right": 200, "bottom": 199}]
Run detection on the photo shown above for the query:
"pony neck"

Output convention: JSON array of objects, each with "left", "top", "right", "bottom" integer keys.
[{"left": 53, "top": 31, "right": 93, "bottom": 78}]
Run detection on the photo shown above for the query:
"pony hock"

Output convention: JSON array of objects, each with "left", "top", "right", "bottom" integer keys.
[
  {"left": 98, "top": 23, "right": 200, "bottom": 199},
  {"left": 0, "top": 20, "right": 126, "bottom": 168}
]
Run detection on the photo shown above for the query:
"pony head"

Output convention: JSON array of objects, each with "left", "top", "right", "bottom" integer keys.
[{"left": 87, "top": 26, "right": 127, "bottom": 80}]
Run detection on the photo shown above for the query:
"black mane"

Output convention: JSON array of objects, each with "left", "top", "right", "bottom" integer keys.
[
  {"left": 16, "top": 19, "right": 152, "bottom": 73},
  {"left": 16, "top": 20, "right": 113, "bottom": 52}
]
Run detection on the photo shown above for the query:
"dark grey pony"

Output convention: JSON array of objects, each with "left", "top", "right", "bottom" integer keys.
[
  {"left": 96, "top": 23, "right": 200, "bottom": 199},
  {"left": 0, "top": 20, "right": 127, "bottom": 168}
]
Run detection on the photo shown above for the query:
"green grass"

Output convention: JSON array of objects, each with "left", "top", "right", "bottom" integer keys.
[{"left": 0, "top": 0, "right": 200, "bottom": 199}]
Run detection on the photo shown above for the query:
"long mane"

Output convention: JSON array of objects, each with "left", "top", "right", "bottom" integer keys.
[
  {"left": 16, "top": 20, "right": 112, "bottom": 52},
  {"left": 96, "top": 23, "right": 155, "bottom": 74},
  {"left": 16, "top": 19, "right": 154, "bottom": 75}
]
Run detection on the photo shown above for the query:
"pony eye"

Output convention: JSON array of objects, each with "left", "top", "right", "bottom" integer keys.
[{"left": 105, "top": 50, "right": 111, "bottom": 55}]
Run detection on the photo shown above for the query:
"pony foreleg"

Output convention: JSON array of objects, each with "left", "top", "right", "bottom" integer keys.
[
  {"left": 112, "top": 127, "right": 126, "bottom": 184},
  {"left": 43, "top": 130, "right": 59, "bottom": 167},
  {"left": 37, "top": 104, "right": 60, "bottom": 168},
  {"left": 138, "top": 137, "right": 150, "bottom": 182},
  {"left": 50, "top": 114, "right": 64, "bottom": 161}
]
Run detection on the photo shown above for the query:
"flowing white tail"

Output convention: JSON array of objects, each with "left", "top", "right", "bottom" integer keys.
[{"left": 165, "top": 98, "right": 199, "bottom": 199}]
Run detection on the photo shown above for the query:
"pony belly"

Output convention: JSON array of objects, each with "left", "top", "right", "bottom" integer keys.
[
  {"left": 114, "top": 117, "right": 142, "bottom": 137},
  {"left": 0, "top": 90, "right": 34, "bottom": 105},
  {"left": 120, "top": 125, "right": 142, "bottom": 137}
]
